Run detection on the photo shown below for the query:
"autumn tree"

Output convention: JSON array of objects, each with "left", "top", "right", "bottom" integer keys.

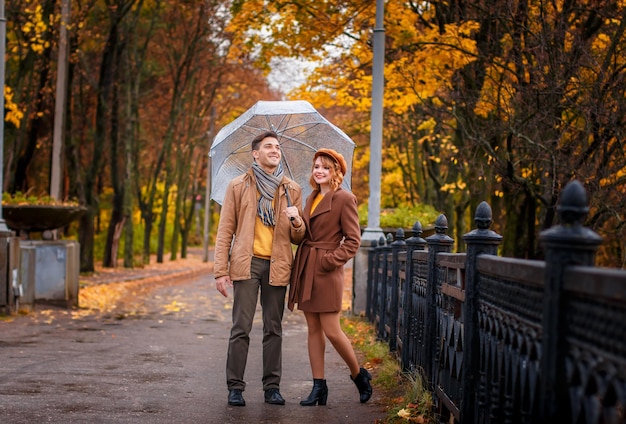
[
  {"left": 10, "top": 0, "right": 624, "bottom": 269},
  {"left": 434, "top": 0, "right": 626, "bottom": 264},
  {"left": 227, "top": 0, "right": 626, "bottom": 267},
  {"left": 5, "top": 0, "right": 57, "bottom": 194},
  {"left": 3, "top": 0, "right": 280, "bottom": 272}
]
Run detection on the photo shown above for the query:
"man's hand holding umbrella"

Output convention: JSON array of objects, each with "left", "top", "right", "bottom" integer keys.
[
  {"left": 284, "top": 205, "right": 302, "bottom": 227},
  {"left": 283, "top": 184, "right": 302, "bottom": 225}
]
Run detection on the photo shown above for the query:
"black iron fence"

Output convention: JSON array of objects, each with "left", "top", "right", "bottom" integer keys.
[{"left": 366, "top": 180, "right": 626, "bottom": 424}]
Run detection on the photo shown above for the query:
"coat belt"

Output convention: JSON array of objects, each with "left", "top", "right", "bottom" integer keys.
[{"left": 289, "top": 240, "right": 339, "bottom": 310}]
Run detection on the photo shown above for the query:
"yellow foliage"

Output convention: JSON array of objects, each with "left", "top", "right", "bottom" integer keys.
[
  {"left": 162, "top": 300, "right": 184, "bottom": 314},
  {"left": 440, "top": 179, "right": 467, "bottom": 194},
  {"left": 22, "top": 4, "right": 49, "bottom": 54},
  {"left": 397, "top": 408, "right": 412, "bottom": 419},
  {"left": 520, "top": 168, "right": 531, "bottom": 179},
  {"left": 383, "top": 21, "right": 480, "bottom": 114},
  {"left": 417, "top": 118, "right": 437, "bottom": 132},
  {"left": 4, "top": 86, "right": 23, "bottom": 128},
  {"left": 474, "top": 59, "right": 516, "bottom": 120},
  {"left": 229, "top": 1, "right": 478, "bottom": 119},
  {"left": 599, "top": 164, "right": 626, "bottom": 188}
]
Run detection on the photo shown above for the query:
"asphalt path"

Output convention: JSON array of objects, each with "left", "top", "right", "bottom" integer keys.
[{"left": 0, "top": 266, "right": 388, "bottom": 423}]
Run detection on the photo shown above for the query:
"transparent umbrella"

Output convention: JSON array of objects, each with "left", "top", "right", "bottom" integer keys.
[{"left": 209, "top": 100, "right": 356, "bottom": 205}]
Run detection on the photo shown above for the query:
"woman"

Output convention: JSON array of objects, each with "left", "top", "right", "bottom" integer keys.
[{"left": 288, "top": 148, "right": 373, "bottom": 406}]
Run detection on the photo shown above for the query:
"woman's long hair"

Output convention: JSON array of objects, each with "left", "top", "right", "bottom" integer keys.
[{"left": 309, "top": 154, "right": 344, "bottom": 191}]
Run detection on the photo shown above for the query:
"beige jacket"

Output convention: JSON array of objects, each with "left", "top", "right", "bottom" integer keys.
[{"left": 213, "top": 169, "right": 305, "bottom": 285}]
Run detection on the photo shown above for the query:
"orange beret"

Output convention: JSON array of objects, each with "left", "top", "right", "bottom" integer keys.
[{"left": 314, "top": 148, "right": 347, "bottom": 175}]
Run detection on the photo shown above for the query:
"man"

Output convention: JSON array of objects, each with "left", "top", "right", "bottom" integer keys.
[{"left": 214, "top": 130, "right": 305, "bottom": 407}]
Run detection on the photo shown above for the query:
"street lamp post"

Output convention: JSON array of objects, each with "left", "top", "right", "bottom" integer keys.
[
  {"left": 0, "top": 0, "right": 15, "bottom": 313},
  {"left": 50, "top": 0, "right": 70, "bottom": 201},
  {"left": 0, "top": 0, "right": 8, "bottom": 231},
  {"left": 364, "top": 0, "right": 385, "bottom": 240},
  {"left": 353, "top": 0, "right": 385, "bottom": 315}
]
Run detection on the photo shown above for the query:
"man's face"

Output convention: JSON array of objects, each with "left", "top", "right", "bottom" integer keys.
[{"left": 252, "top": 137, "right": 281, "bottom": 173}]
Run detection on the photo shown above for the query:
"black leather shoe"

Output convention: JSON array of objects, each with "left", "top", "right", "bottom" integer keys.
[
  {"left": 264, "top": 388, "right": 286, "bottom": 405},
  {"left": 228, "top": 389, "right": 246, "bottom": 406}
]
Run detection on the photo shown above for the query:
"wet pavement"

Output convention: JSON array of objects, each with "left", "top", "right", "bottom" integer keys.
[{"left": 0, "top": 252, "right": 388, "bottom": 423}]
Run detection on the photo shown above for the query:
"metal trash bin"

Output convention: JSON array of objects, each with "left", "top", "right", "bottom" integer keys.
[
  {"left": 18, "top": 244, "right": 36, "bottom": 309},
  {"left": 19, "top": 240, "right": 80, "bottom": 308}
]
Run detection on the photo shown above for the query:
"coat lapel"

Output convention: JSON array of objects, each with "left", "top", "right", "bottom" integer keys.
[{"left": 310, "top": 194, "right": 332, "bottom": 219}]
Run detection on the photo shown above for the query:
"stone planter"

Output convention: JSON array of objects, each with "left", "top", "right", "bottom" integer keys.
[{"left": 2, "top": 204, "right": 87, "bottom": 233}]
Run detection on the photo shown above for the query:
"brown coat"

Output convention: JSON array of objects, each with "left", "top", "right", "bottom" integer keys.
[
  {"left": 288, "top": 188, "right": 361, "bottom": 312},
  {"left": 214, "top": 169, "right": 305, "bottom": 285}
]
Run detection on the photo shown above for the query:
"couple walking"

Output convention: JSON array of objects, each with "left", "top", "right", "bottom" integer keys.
[{"left": 213, "top": 131, "right": 373, "bottom": 407}]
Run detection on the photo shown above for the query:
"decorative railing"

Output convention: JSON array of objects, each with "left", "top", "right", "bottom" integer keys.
[{"left": 366, "top": 180, "right": 626, "bottom": 424}]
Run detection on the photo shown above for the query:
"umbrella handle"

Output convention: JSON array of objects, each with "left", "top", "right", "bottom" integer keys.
[{"left": 284, "top": 184, "right": 295, "bottom": 221}]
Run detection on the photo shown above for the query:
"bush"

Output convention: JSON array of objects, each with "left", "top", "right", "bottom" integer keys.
[
  {"left": 358, "top": 203, "right": 439, "bottom": 229},
  {"left": 2, "top": 191, "right": 79, "bottom": 206}
]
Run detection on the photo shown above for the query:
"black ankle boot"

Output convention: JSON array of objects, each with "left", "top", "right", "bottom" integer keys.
[
  {"left": 300, "top": 378, "right": 328, "bottom": 406},
  {"left": 350, "top": 367, "right": 372, "bottom": 403}
]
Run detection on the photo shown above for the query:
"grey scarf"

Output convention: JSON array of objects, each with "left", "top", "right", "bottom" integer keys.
[{"left": 252, "top": 161, "right": 284, "bottom": 226}]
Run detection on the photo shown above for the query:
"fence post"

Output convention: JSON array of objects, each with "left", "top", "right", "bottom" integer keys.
[
  {"left": 402, "top": 222, "right": 427, "bottom": 371},
  {"left": 461, "top": 201, "right": 503, "bottom": 423},
  {"left": 424, "top": 214, "right": 454, "bottom": 387},
  {"left": 376, "top": 234, "right": 393, "bottom": 340},
  {"left": 389, "top": 228, "right": 406, "bottom": 351},
  {"left": 366, "top": 237, "right": 379, "bottom": 321},
  {"left": 370, "top": 236, "right": 384, "bottom": 327},
  {"left": 538, "top": 180, "right": 602, "bottom": 422}
]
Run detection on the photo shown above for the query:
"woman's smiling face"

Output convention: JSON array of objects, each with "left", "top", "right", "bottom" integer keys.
[{"left": 312, "top": 157, "right": 332, "bottom": 186}]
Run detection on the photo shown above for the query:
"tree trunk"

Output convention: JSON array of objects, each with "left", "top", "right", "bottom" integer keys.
[
  {"left": 13, "top": 60, "right": 51, "bottom": 192},
  {"left": 103, "top": 192, "right": 125, "bottom": 267},
  {"left": 123, "top": 66, "right": 138, "bottom": 268},
  {"left": 110, "top": 217, "right": 126, "bottom": 268},
  {"left": 156, "top": 180, "right": 171, "bottom": 263},
  {"left": 103, "top": 55, "right": 124, "bottom": 267},
  {"left": 79, "top": 207, "right": 96, "bottom": 272},
  {"left": 9, "top": 0, "right": 56, "bottom": 194},
  {"left": 79, "top": 27, "right": 117, "bottom": 271},
  {"left": 138, "top": 149, "right": 164, "bottom": 265},
  {"left": 141, "top": 211, "right": 153, "bottom": 265}
]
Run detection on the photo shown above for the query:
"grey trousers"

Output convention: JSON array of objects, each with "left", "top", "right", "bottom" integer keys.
[{"left": 226, "top": 257, "right": 286, "bottom": 391}]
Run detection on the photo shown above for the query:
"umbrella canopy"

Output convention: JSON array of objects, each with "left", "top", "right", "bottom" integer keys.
[{"left": 209, "top": 100, "right": 356, "bottom": 205}]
